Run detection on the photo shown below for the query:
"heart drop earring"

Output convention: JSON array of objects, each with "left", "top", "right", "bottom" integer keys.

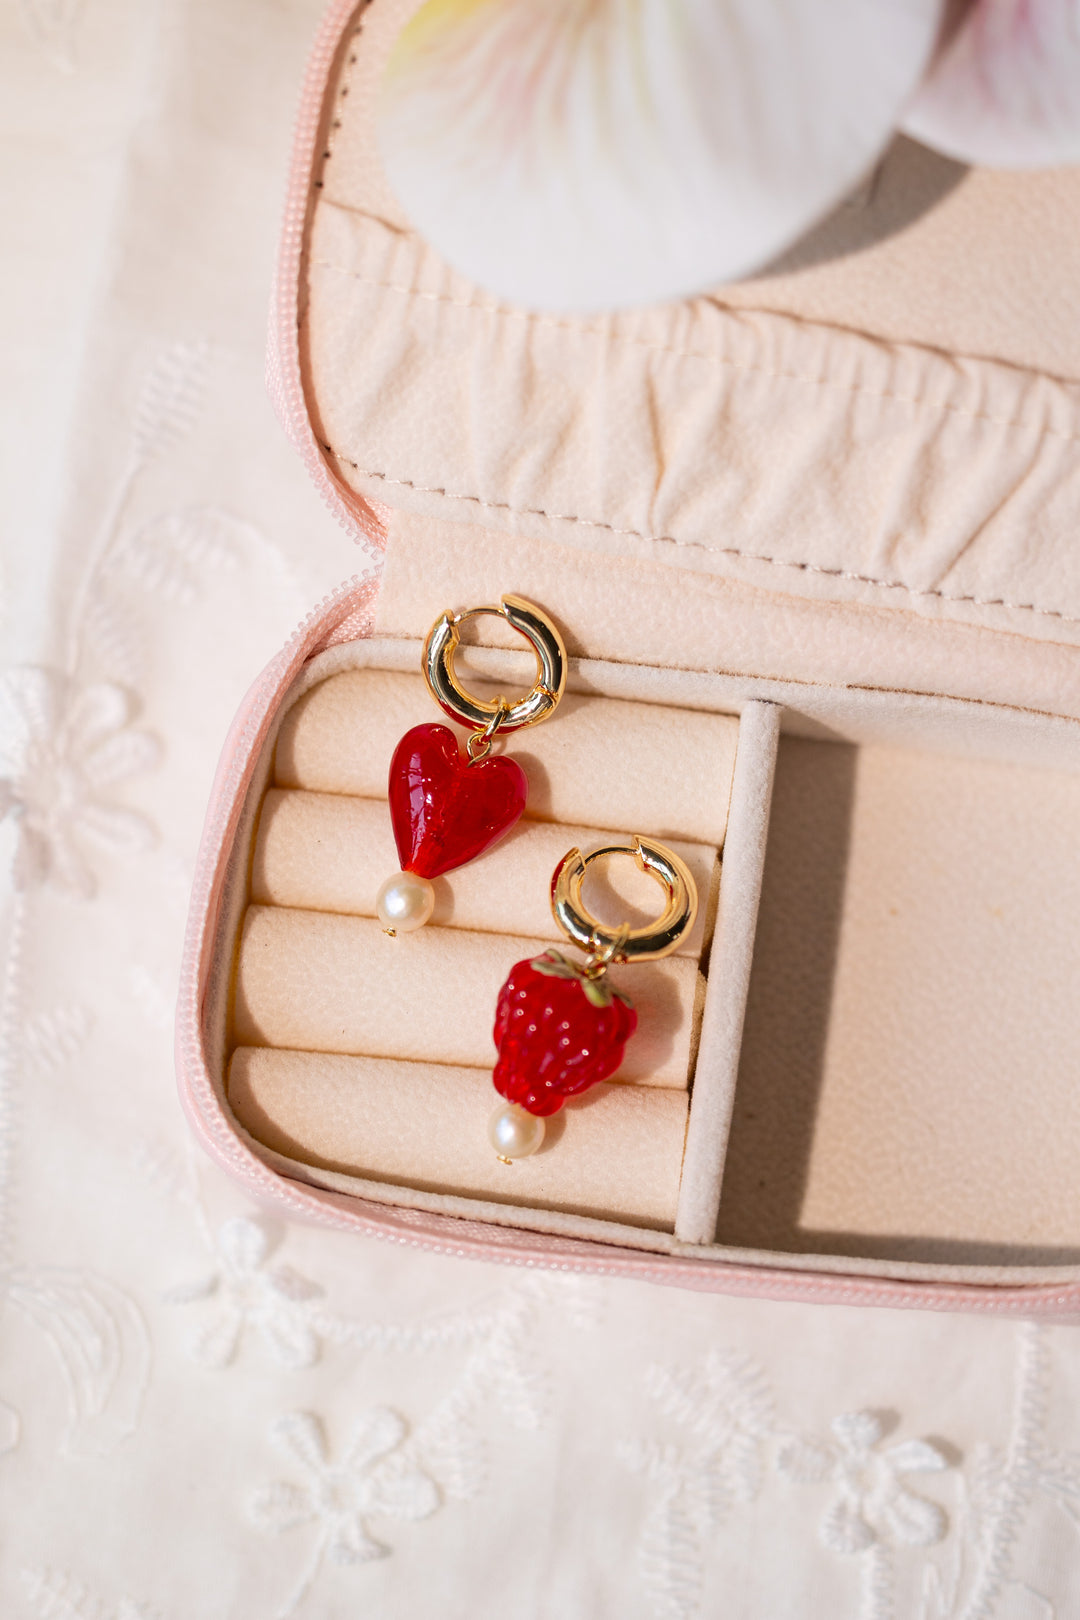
[{"left": 376, "top": 595, "right": 567, "bottom": 935}]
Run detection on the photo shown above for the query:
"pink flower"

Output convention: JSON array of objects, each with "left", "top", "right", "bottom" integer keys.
[{"left": 377, "top": 0, "right": 1080, "bottom": 312}]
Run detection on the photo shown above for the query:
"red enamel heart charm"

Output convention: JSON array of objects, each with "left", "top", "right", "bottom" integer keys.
[{"left": 388, "top": 723, "right": 528, "bottom": 880}]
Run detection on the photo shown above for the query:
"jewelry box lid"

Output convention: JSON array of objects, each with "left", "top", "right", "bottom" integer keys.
[{"left": 271, "top": 0, "right": 1080, "bottom": 713}]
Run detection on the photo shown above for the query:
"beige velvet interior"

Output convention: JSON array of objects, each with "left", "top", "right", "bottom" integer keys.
[
  {"left": 359, "top": 529, "right": 1080, "bottom": 1273},
  {"left": 215, "top": 515, "right": 1080, "bottom": 1282},
  {"left": 302, "top": 0, "right": 1080, "bottom": 656},
  {"left": 227, "top": 653, "right": 736, "bottom": 1231},
  {"left": 243, "top": 0, "right": 1080, "bottom": 1281},
  {"left": 229, "top": 1048, "right": 689, "bottom": 1228},
  {"left": 719, "top": 737, "right": 1080, "bottom": 1267},
  {"left": 234, "top": 903, "right": 701, "bottom": 1089}
]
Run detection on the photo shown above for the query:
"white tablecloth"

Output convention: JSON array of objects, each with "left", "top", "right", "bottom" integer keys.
[{"left": 2, "top": 3, "right": 1079, "bottom": 1616}]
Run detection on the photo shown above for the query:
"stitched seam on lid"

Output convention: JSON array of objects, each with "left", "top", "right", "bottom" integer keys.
[
  {"left": 313, "top": 17, "right": 367, "bottom": 189},
  {"left": 323, "top": 445, "right": 1080, "bottom": 627},
  {"left": 309, "top": 259, "right": 1080, "bottom": 443}
]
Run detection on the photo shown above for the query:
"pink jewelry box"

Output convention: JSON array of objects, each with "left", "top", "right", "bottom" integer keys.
[{"left": 177, "top": 0, "right": 1080, "bottom": 1315}]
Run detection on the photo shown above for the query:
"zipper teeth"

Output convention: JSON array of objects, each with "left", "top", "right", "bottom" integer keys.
[
  {"left": 174, "top": 582, "right": 1080, "bottom": 1312},
  {"left": 177, "top": 574, "right": 372, "bottom": 1161},
  {"left": 268, "top": 0, "right": 387, "bottom": 556}
]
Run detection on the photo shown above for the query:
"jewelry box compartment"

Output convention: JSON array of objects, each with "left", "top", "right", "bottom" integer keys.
[
  {"left": 718, "top": 724, "right": 1080, "bottom": 1273},
  {"left": 206, "top": 609, "right": 1080, "bottom": 1289},
  {"left": 220, "top": 634, "right": 736, "bottom": 1238},
  {"left": 228, "top": 0, "right": 1080, "bottom": 1308}
]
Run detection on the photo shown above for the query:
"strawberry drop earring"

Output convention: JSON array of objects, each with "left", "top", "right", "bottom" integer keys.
[
  {"left": 377, "top": 596, "right": 566, "bottom": 935},
  {"left": 488, "top": 837, "right": 698, "bottom": 1159}
]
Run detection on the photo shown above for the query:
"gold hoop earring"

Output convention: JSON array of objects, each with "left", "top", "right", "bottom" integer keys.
[
  {"left": 487, "top": 837, "right": 698, "bottom": 1159},
  {"left": 423, "top": 595, "right": 565, "bottom": 746},
  {"left": 377, "top": 596, "right": 567, "bottom": 936},
  {"left": 551, "top": 837, "right": 697, "bottom": 965}
]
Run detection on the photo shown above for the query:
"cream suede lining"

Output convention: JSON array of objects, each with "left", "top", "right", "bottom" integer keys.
[
  {"left": 233, "top": 904, "right": 702, "bottom": 1090},
  {"left": 676, "top": 702, "right": 779, "bottom": 1245},
  {"left": 215, "top": 609, "right": 1080, "bottom": 1280},
  {"left": 227, "top": 650, "right": 735, "bottom": 1230},
  {"left": 371, "top": 524, "right": 1080, "bottom": 1276},
  {"left": 720, "top": 735, "right": 1080, "bottom": 1267},
  {"left": 377, "top": 514, "right": 1080, "bottom": 743},
  {"left": 228, "top": 1048, "right": 688, "bottom": 1230},
  {"left": 274, "top": 668, "right": 738, "bottom": 845},
  {"left": 244, "top": 0, "right": 1080, "bottom": 1281},
  {"left": 253, "top": 787, "right": 714, "bottom": 957},
  {"left": 304, "top": 0, "right": 1080, "bottom": 646}
]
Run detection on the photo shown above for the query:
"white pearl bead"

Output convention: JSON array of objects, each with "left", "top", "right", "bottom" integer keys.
[
  {"left": 488, "top": 1101, "right": 545, "bottom": 1160},
  {"left": 376, "top": 870, "right": 435, "bottom": 934}
]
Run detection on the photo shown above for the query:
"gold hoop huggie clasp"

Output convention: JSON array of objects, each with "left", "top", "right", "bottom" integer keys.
[
  {"left": 551, "top": 837, "right": 698, "bottom": 966},
  {"left": 423, "top": 595, "right": 567, "bottom": 737}
]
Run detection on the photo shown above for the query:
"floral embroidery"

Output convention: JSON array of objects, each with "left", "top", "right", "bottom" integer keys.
[
  {"left": 777, "top": 1410, "right": 949, "bottom": 1555},
  {"left": 21, "top": 1566, "right": 164, "bottom": 1620},
  {"left": 108, "top": 506, "right": 245, "bottom": 605},
  {"left": 249, "top": 1409, "right": 438, "bottom": 1614},
  {"left": 619, "top": 1351, "right": 774, "bottom": 1620},
  {"left": 22, "top": 1003, "right": 95, "bottom": 1077},
  {"left": 7, "top": 1266, "right": 151, "bottom": 1455},
  {"left": 0, "top": 668, "right": 159, "bottom": 896},
  {"left": 164, "top": 1217, "right": 322, "bottom": 1371}
]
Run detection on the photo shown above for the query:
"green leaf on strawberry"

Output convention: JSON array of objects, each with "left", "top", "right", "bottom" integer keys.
[
  {"left": 529, "top": 950, "right": 633, "bottom": 1011},
  {"left": 530, "top": 950, "right": 581, "bottom": 980}
]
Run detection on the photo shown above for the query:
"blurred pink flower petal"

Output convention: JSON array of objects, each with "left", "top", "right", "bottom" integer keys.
[
  {"left": 378, "top": 0, "right": 944, "bottom": 311},
  {"left": 904, "top": 0, "right": 1080, "bottom": 167}
]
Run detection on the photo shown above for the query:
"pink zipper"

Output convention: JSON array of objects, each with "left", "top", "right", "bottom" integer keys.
[
  {"left": 199, "top": 0, "right": 1080, "bottom": 1316},
  {"left": 266, "top": 0, "right": 393, "bottom": 554}
]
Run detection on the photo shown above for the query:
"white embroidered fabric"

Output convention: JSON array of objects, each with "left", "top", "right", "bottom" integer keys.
[{"left": 2, "top": 3, "right": 1080, "bottom": 1618}]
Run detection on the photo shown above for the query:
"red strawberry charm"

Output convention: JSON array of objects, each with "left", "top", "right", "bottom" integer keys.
[
  {"left": 488, "top": 950, "right": 637, "bottom": 1159},
  {"left": 487, "top": 837, "right": 697, "bottom": 1160}
]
